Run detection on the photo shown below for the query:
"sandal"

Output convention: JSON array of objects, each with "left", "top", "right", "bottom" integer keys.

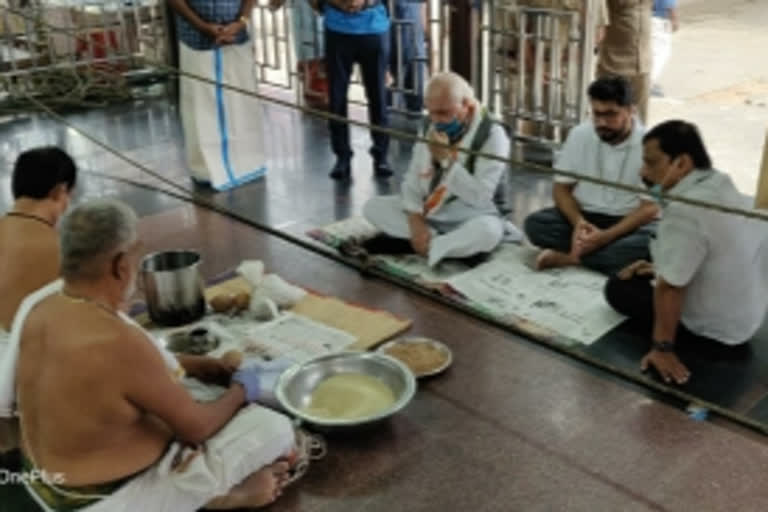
[{"left": 283, "top": 428, "right": 326, "bottom": 487}]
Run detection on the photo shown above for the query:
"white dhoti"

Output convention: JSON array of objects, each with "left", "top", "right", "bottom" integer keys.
[
  {"left": 23, "top": 405, "right": 295, "bottom": 512},
  {"left": 363, "top": 195, "right": 512, "bottom": 267},
  {"left": 179, "top": 41, "right": 267, "bottom": 191},
  {"left": 0, "top": 327, "right": 15, "bottom": 452},
  {"left": 651, "top": 17, "right": 672, "bottom": 83},
  {"left": 0, "top": 327, "right": 7, "bottom": 367}
]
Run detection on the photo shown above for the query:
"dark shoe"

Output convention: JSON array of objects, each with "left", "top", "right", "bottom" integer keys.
[
  {"left": 361, "top": 234, "right": 415, "bottom": 255},
  {"left": 454, "top": 251, "right": 492, "bottom": 268},
  {"left": 329, "top": 160, "right": 351, "bottom": 181},
  {"left": 373, "top": 160, "right": 393, "bottom": 178}
]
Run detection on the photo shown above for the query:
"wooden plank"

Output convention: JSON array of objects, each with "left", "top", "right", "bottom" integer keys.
[{"left": 756, "top": 129, "right": 768, "bottom": 209}]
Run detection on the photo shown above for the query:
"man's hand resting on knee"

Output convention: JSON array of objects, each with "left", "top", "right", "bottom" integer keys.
[{"left": 618, "top": 260, "right": 655, "bottom": 280}]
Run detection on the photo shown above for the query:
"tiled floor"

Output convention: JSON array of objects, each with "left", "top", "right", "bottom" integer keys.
[{"left": 2, "top": 98, "right": 768, "bottom": 511}]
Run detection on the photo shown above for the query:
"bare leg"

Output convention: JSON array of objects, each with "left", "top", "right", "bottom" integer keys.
[
  {"left": 204, "top": 461, "right": 290, "bottom": 510},
  {"left": 535, "top": 249, "right": 580, "bottom": 270}
]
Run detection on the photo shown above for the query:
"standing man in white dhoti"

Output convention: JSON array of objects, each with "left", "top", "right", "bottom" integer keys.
[
  {"left": 169, "top": 0, "right": 267, "bottom": 191},
  {"left": 361, "top": 72, "right": 521, "bottom": 267}
]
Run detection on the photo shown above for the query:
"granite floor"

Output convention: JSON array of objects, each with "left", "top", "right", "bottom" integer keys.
[{"left": 2, "top": 97, "right": 768, "bottom": 511}]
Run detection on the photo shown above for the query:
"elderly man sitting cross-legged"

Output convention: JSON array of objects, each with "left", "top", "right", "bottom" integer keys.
[
  {"left": 361, "top": 71, "right": 520, "bottom": 267},
  {"left": 3, "top": 199, "right": 302, "bottom": 511}
]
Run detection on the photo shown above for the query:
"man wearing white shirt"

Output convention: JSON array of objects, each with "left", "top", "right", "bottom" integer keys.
[
  {"left": 524, "top": 76, "right": 659, "bottom": 275},
  {"left": 361, "top": 72, "right": 520, "bottom": 267},
  {"left": 605, "top": 120, "right": 768, "bottom": 384}
]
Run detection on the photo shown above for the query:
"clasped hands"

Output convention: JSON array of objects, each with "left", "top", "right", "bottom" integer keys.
[
  {"left": 205, "top": 20, "right": 246, "bottom": 46},
  {"left": 428, "top": 130, "right": 458, "bottom": 165},
  {"left": 321, "top": 0, "right": 368, "bottom": 13},
  {"left": 568, "top": 217, "right": 611, "bottom": 260}
]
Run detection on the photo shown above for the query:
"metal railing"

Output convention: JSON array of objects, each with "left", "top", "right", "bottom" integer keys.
[
  {"left": 485, "top": 0, "right": 598, "bottom": 148},
  {"left": 0, "top": 0, "right": 170, "bottom": 105},
  {"left": 0, "top": 0, "right": 597, "bottom": 150}
]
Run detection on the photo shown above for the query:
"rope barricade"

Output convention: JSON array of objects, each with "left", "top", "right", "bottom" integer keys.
[
  {"left": 4, "top": 6, "right": 768, "bottom": 438},
  {"left": 2, "top": 5, "right": 768, "bottom": 223}
]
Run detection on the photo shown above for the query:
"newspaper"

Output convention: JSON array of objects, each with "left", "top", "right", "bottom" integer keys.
[
  {"left": 153, "top": 312, "right": 358, "bottom": 366},
  {"left": 446, "top": 246, "right": 626, "bottom": 345}
]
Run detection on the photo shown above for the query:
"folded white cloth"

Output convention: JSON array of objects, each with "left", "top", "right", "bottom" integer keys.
[
  {"left": 237, "top": 260, "right": 307, "bottom": 309},
  {"left": 0, "top": 279, "right": 182, "bottom": 418},
  {"left": 237, "top": 260, "right": 265, "bottom": 288},
  {"left": 24, "top": 405, "right": 295, "bottom": 512},
  {"left": 259, "top": 274, "right": 307, "bottom": 308}
]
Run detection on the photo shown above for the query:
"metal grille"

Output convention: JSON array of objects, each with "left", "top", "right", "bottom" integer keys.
[
  {"left": 484, "top": 0, "right": 598, "bottom": 147},
  {"left": 0, "top": 0, "right": 170, "bottom": 105}
]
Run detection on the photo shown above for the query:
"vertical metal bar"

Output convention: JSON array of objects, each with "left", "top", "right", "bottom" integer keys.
[
  {"left": 438, "top": 0, "right": 446, "bottom": 71},
  {"left": 484, "top": 0, "right": 495, "bottom": 108},
  {"left": 565, "top": 10, "right": 578, "bottom": 122},
  {"left": 516, "top": 9, "right": 526, "bottom": 118},
  {"left": 259, "top": 5, "right": 269, "bottom": 66},
  {"left": 45, "top": 2, "right": 57, "bottom": 67},
  {"left": 578, "top": 0, "right": 595, "bottom": 122},
  {"left": 22, "top": 2, "right": 37, "bottom": 71},
  {"left": 284, "top": 0, "right": 294, "bottom": 88},
  {"left": 100, "top": 1, "right": 112, "bottom": 65},
  {"left": 532, "top": 12, "right": 544, "bottom": 120},
  {"left": 270, "top": 6, "right": 279, "bottom": 69},
  {"left": 548, "top": 12, "right": 560, "bottom": 126},
  {"left": 395, "top": 19, "right": 403, "bottom": 109}
]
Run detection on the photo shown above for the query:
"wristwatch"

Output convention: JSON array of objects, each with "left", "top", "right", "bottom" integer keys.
[
  {"left": 652, "top": 340, "right": 675, "bottom": 353},
  {"left": 239, "top": 15, "right": 249, "bottom": 25}
]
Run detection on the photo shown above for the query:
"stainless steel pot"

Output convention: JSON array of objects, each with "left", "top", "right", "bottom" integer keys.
[{"left": 141, "top": 250, "right": 206, "bottom": 326}]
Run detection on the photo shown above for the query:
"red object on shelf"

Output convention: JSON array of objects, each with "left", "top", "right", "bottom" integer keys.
[{"left": 76, "top": 30, "right": 119, "bottom": 59}]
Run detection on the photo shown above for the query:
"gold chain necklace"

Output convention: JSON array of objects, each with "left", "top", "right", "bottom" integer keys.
[{"left": 60, "top": 289, "right": 118, "bottom": 318}]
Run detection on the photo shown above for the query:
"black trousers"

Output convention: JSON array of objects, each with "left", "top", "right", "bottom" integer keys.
[
  {"left": 524, "top": 208, "right": 655, "bottom": 276},
  {"left": 325, "top": 29, "right": 390, "bottom": 163},
  {"left": 604, "top": 275, "right": 751, "bottom": 360}
]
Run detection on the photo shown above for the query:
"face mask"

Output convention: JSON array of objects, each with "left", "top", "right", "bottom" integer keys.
[
  {"left": 434, "top": 118, "right": 464, "bottom": 139},
  {"left": 643, "top": 180, "right": 665, "bottom": 205}
]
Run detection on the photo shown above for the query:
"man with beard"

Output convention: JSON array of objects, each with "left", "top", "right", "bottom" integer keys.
[{"left": 524, "top": 76, "right": 659, "bottom": 275}]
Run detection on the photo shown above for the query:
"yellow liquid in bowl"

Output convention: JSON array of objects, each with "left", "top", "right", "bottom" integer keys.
[{"left": 302, "top": 373, "right": 396, "bottom": 420}]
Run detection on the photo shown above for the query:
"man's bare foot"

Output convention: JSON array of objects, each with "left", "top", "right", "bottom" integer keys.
[
  {"left": 535, "top": 249, "right": 579, "bottom": 270},
  {"left": 205, "top": 461, "right": 290, "bottom": 510}
]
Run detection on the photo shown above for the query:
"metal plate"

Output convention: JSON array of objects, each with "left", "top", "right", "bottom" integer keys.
[{"left": 377, "top": 336, "right": 453, "bottom": 378}]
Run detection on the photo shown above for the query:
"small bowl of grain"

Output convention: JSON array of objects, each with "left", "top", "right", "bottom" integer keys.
[{"left": 377, "top": 336, "right": 453, "bottom": 378}]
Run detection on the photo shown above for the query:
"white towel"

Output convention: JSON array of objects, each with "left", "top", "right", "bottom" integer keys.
[
  {"left": 0, "top": 279, "right": 182, "bottom": 418},
  {"left": 25, "top": 405, "right": 295, "bottom": 512}
]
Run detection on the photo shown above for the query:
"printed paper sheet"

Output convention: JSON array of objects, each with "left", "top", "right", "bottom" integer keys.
[
  {"left": 446, "top": 246, "right": 626, "bottom": 345},
  {"left": 154, "top": 312, "right": 358, "bottom": 365}
]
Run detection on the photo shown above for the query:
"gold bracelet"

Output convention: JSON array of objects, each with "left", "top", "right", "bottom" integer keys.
[{"left": 239, "top": 15, "right": 249, "bottom": 25}]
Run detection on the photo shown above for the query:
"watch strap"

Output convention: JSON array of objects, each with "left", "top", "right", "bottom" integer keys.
[{"left": 652, "top": 340, "right": 675, "bottom": 353}]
